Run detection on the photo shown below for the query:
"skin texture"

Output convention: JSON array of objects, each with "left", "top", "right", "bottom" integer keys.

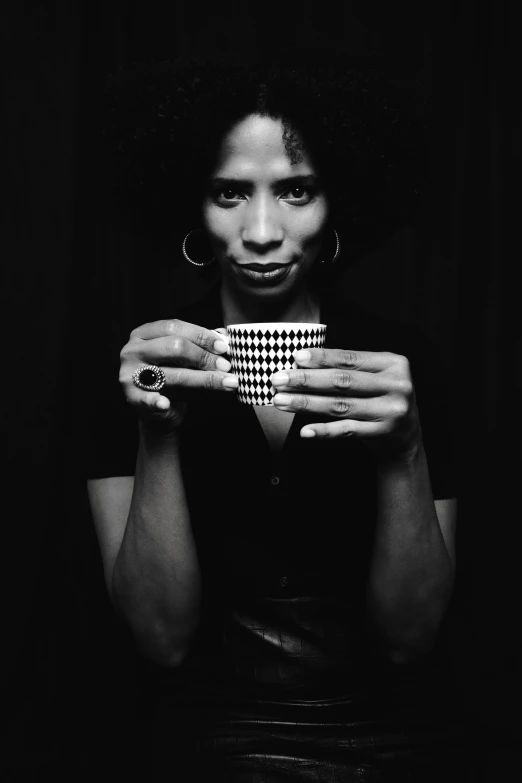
[
  {"left": 90, "top": 111, "right": 456, "bottom": 668},
  {"left": 200, "top": 114, "right": 421, "bottom": 458},
  {"left": 122, "top": 112, "right": 437, "bottom": 464},
  {"left": 202, "top": 114, "right": 329, "bottom": 326},
  {"left": 101, "top": 59, "right": 428, "bottom": 258}
]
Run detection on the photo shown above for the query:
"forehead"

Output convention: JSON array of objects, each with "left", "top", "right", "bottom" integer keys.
[{"left": 213, "top": 114, "right": 314, "bottom": 177}]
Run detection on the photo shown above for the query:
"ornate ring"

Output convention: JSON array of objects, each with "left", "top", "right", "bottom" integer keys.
[{"left": 132, "top": 364, "right": 166, "bottom": 392}]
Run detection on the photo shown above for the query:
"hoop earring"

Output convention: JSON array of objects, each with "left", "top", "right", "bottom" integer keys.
[
  {"left": 182, "top": 229, "right": 215, "bottom": 267},
  {"left": 321, "top": 229, "right": 341, "bottom": 265}
]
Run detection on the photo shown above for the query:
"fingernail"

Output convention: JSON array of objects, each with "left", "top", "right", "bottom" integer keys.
[
  {"left": 214, "top": 340, "right": 229, "bottom": 354},
  {"left": 156, "top": 397, "right": 170, "bottom": 410},
  {"left": 301, "top": 428, "right": 316, "bottom": 438},
  {"left": 295, "top": 350, "right": 311, "bottom": 362},
  {"left": 274, "top": 393, "right": 292, "bottom": 406},
  {"left": 271, "top": 371, "right": 289, "bottom": 386},
  {"left": 216, "top": 357, "right": 231, "bottom": 372},
  {"left": 222, "top": 375, "right": 238, "bottom": 388}
]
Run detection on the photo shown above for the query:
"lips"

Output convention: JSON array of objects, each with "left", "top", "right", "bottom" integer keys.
[
  {"left": 238, "top": 263, "right": 289, "bottom": 271},
  {"left": 234, "top": 261, "right": 293, "bottom": 285}
]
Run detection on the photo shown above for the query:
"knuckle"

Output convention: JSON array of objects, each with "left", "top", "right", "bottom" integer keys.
[
  {"left": 294, "top": 395, "right": 309, "bottom": 411},
  {"left": 396, "top": 377, "right": 414, "bottom": 397},
  {"left": 169, "top": 336, "right": 185, "bottom": 358},
  {"left": 119, "top": 342, "right": 134, "bottom": 362},
  {"left": 335, "top": 421, "right": 353, "bottom": 437},
  {"left": 339, "top": 350, "right": 358, "bottom": 368},
  {"left": 316, "top": 348, "right": 328, "bottom": 365},
  {"left": 204, "top": 371, "right": 219, "bottom": 390},
  {"left": 333, "top": 371, "right": 353, "bottom": 391},
  {"left": 394, "top": 352, "right": 410, "bottom": 371},
  {"left": 292, "top": 369, "right": 309, "bottom": 387},
  {"left": 391, "top": 396, "right": 409, "bottom": 418},
  {"left": 195, "top": 329, "right": 211, "bottom": 349},
  {"left": 167, "top": 319, "right": 181, "bottom": 335},
  {"left": 331, "top": 397, "right": 352, "bottom": 416},
  {"left": 199, "top": 349, "right": 215, "bottom": 370}
]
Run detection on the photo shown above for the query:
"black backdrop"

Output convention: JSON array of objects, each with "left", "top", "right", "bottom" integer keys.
[{"left": 1, "top": 1, "right": 520, "bottom": 779}]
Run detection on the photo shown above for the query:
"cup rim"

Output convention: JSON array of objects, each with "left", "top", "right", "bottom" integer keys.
[{"left": 227, "top": 322, "right": 327, "bottom": 330}]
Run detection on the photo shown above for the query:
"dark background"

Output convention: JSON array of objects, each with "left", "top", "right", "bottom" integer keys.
[{"left": 1, "top": 1, "right": 520, "bottom": 779}]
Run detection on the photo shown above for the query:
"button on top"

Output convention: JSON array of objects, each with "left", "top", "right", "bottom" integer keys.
[
  {"left": 279, "top": 576, "right": 289, "bottom": 587},
  {"left": 270, "top": 475, "right": 280, "bottom": 486}
]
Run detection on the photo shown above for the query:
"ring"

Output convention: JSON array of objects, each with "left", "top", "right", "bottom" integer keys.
[{"left": 132, "top": 364, "right": 166, "bottom": 392}]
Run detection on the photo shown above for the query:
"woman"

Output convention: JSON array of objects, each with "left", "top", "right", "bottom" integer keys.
[{"left": 87, "top": 58, "right": 469, "bottom": 781}]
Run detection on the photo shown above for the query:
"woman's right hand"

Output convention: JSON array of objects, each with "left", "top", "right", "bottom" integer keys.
[{"left": 119, "top": 318, "right": 236, "bottom": 435}]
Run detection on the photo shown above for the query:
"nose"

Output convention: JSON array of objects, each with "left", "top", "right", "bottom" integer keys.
[{"left": 241, "top": 194, "right": 284, "bottom": 253}]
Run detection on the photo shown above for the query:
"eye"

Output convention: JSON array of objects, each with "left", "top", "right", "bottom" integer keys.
[
  {"left": 215, "top": 188, "right": 244, "bottom": 202},
  {"left": 282, "top": 186, "right": 315, "bottom": 203}
]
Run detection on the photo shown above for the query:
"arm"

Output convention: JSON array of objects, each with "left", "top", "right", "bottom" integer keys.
[
  {"left": 88, "top": 318, "right": 235, "bottom": 667},
  {"left": 271, "top": 346, "right": 457, "bottom": 662},
  {"left": 365, "top": 444, "right": 456, "bottom": 662},
  {"left": 89, "top": 427, "right": 200, "bottom": 668}
]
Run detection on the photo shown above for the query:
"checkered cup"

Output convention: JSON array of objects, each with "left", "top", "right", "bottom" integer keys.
[{"left": 225, "top": 323, "right": 327, "bottom": 406}]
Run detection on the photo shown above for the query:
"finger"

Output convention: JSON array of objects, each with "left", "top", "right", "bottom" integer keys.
[
  {"left": 211, "top": 327, "right": 230, "bottom": 341},
  {"left": 137, "top": 335, "right": 232, "bottom": 372},
  {"left": 132, "top": 392, "right": 187, "bottom": 429},
  {"left": 125, "top": 367, "right": 238, "bottom": 397},
  {"left": 273, "top": 393, "right": 388, "bottom": 420},
  {"left": 130, "top": 390, "right": 172, "bottom": 414},
  {"left": 300, "top": 420, "right": 384, "bottom": 439},
  {"left": 132, "top": 319, "right": 229, "bottom": 354},
  {"left": 271, "top": 368, "right": 397, "bottom": 396},
  {"left": 210, "top": 328, "right": 230, "bottom": 354},
  {"left": 293, "top": 348, "right": 400, "bottom": 373}
]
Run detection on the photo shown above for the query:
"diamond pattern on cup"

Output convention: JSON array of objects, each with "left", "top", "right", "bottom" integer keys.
[{"left": 228, "top": 326, "right": 326, "bottom": 406}]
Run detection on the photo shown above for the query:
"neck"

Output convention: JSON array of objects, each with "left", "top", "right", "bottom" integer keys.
[{"left": 220, "top": 279, "right": 321, "bottom": 325}]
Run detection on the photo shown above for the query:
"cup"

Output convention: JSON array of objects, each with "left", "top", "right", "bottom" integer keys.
[{"left": 225, "top": 322, "right": 327, "bottom": 406}]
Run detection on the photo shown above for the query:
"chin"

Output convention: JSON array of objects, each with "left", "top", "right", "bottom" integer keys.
[{"left": 234, "top": 274, "right": 300, "bottom": 301}]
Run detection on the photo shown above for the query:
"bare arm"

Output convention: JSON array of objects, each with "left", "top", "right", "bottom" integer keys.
[
  {"left": 88, "top": 318, "right": 237, "bottom": 667},
  {"left": 90, "top": 427, "right": 200, "bottom": 666},
  {"left": 271, "top": 347, "right": 457, "bottom": 662},
  {"left": 365, "top": 445, "right": 456, "bottom": 662}
]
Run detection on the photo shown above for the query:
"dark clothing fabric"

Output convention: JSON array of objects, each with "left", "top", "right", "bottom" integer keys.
[{"left": 86, "top": 285, "right": 472, "bottom": 781}]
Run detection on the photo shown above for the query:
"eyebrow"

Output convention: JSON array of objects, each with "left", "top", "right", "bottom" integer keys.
[{"left": 210, "top": 174, "right": 320, "bottom": 189}]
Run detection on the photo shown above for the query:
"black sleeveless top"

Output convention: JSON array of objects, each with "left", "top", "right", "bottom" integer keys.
[{"left": 85, "top": 285, "right": 469, "bottom": 781}]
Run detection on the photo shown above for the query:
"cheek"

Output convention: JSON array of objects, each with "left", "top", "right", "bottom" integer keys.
[
  {"left": 202, "top": 205, "right": 236, "bottom": 244},
  {"left": 313, "top": 198, "right": 330, "bottom": 228},
  {"left": 295, "top": 202, "right": 329, "bottom": 245}
]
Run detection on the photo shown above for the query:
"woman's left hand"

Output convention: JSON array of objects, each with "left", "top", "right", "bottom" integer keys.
[{"left": 272, "top": 348, "right": 422, "bottom": 460}]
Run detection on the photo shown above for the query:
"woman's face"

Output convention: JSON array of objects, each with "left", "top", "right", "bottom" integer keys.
[{"left": 202, "top": 114, "right": 329, "bottom": 300}]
